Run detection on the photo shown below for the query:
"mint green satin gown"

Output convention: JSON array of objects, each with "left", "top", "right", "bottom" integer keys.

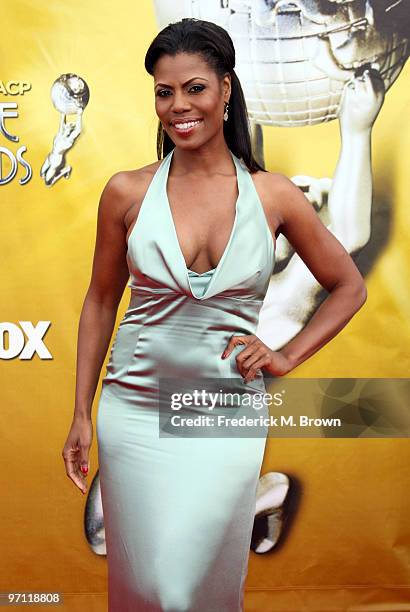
[{"left": 96, "top": 148, "right": 276, "bottom": 611}]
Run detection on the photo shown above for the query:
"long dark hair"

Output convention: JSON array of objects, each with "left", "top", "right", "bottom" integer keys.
[{"left": 144, "top": 18, "right": 265, "bottom": 174}]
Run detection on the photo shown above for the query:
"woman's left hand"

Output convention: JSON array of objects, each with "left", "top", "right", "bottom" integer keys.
[{"left": 221, "top": 334, "right": 293, "bottom": 382}]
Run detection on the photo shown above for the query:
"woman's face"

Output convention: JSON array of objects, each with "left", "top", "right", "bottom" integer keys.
[{"left": 153, "top": 52, "right": 230, "bottom": 148}]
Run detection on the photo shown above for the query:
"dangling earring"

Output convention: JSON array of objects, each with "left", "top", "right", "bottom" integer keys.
[{"left": 223, "top": 102, "right": 229, "bottom": 122}]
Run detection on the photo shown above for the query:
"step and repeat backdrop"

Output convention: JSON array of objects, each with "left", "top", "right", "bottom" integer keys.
[{"left": 1, "top": 1, "right": 409, "bottom": 610}]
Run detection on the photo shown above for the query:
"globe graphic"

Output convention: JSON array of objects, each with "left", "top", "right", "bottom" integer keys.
[
  {"left": 153, "top": 0, "right": 409, "bottom": 127},
  {"left": 51, "top": 73, "right": 90, "bottom": 115}
]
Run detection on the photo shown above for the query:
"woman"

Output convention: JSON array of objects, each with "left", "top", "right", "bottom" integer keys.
[{"left": 62, "top": 18, "right": 367, "bottom": 612}]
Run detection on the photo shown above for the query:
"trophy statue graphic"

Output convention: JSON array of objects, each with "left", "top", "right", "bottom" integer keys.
[{"left": 41, "top": 73, "right": 89, "bottom": 186}]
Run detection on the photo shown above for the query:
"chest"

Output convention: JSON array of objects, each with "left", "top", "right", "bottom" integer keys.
[{"left": 166, "top": 174, "right": 239, "bottom": 268}]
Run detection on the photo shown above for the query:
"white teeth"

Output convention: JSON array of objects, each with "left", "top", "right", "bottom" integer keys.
[{"left": 173, "top": 120, "right": 201, "bottom": 130}]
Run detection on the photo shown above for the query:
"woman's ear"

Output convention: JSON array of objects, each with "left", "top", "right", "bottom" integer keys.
[{"left": 223, "top": 73, "right": 231, "bottom": 100}]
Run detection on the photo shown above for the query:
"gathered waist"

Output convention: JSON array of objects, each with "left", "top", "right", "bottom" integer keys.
[
  {"left": 128, "top": 284, "right": 264, "bottom": 305},
  {"left": 124, "top": 286, "right": 263, "bottom": 332}
]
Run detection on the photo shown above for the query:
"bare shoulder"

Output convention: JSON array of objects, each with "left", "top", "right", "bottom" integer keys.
[
  {"left": 127, "top": 158, "right": 163, "bottom": 190},
  {"left": 102, "top": 159, "right": 162, "bottom": 204},
  {"left": 99, "top": 159, "right": 163, "bottom": 226},
  {"left": 249, "top": 169, "right": 294, "bottom": 236},
  {"left": 251, "top": 168, "right": 290, "bottom": 193},
  {"left": 123, "top": 160, "right": 164, "bottom": 230},
  {"left": 251, "top": 169, "right": 306, "bottom": 228}
]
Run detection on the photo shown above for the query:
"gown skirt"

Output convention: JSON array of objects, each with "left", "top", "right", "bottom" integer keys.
[{"left": 96, "top": 148, "right": 276, "bottom": 611}]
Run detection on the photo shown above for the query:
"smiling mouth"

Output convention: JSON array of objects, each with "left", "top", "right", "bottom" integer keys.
[{"left": 171, "top": 119, "right": 203, "bottom": 132}]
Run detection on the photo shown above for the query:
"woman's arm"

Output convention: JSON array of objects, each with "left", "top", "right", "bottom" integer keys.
[
  {"left": 223, "top": 173, "right": 367, "bottom": 381},
  {"left": 74, "top": 172, "right": 132, "bottom": 421},
  {"left": 274, "top": 173, "right": 367, "bottom": 371},
  {"left": 63, "top": 172, "right": 132, "bottom": 492}
]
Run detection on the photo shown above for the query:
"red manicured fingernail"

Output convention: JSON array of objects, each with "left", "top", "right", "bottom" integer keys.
[{"left": 81, "top": 465, "right": 88, "bottom": 474}]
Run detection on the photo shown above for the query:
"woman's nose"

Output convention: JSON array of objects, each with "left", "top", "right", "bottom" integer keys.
[{"left": 171, "top": 91, "right": 190, "bottom": 112}]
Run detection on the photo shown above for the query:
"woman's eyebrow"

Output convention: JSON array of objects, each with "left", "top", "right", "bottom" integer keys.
[{"left": 154, "top": 77, "right": 209, "bottom": 89}]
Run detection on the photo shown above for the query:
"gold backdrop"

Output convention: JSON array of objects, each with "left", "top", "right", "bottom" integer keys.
[{"left": 1, "top": 1, "right": 409, "bottom": 610}]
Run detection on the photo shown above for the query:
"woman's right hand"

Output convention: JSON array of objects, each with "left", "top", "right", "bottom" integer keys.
[{"left": 62, "top": 416, "right": 93, "bottom": 494}]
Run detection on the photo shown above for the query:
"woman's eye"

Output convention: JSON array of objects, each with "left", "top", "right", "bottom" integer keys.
[{"left": 156, "top": 85, "right": 204, "bottom": 97}]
